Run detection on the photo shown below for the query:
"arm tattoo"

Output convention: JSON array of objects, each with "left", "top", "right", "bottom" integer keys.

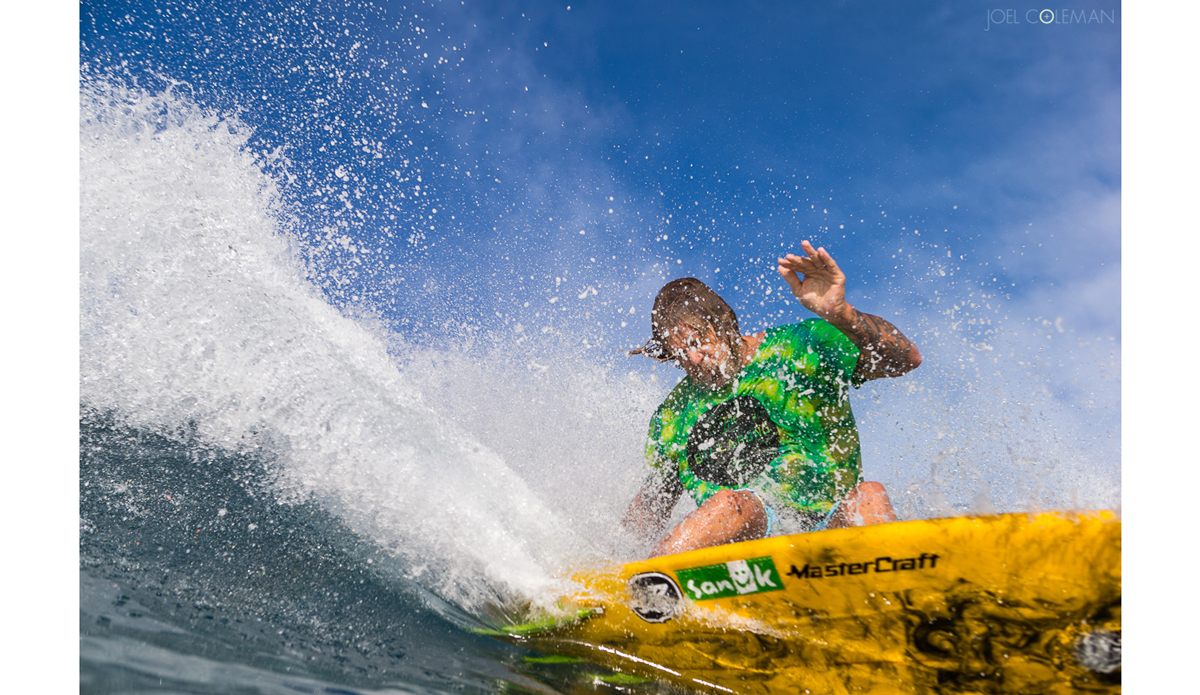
[{"left": 836, "top": 307, "right": 921, "bottom": 382}]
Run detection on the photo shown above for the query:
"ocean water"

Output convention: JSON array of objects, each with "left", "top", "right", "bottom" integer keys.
[
  {"left": 78, "top": 8, "right": 1119, "bottom": 692},
  {"left": 79, "top": 76, "right": 680, "bottom": 694},
  {"left": 78, "top": 414, "right": 663, "bottom": 695}
]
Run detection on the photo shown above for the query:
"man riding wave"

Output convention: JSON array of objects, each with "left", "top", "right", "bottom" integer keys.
[{"left": 623, "top": 240, "right": 921, "bottom": 557}]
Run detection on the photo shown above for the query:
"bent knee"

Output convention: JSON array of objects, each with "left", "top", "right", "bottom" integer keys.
[
  {"left": 705, "top": 488, "right": 758, "bottom": 508},
  {"left": 847, "top": 480, "right": 897, "bottom": 525},
  {"left": 703, "top": 489, "right": 765, "bottom": 520}
]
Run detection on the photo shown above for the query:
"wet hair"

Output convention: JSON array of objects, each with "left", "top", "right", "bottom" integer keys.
[{"left": 635, "top": 278, "right": 743, "bottom": 361}]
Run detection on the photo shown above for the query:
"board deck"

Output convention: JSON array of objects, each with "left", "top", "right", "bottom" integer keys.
[{"left": 490, "top": 511, "right": 1121, "bottom": 695}]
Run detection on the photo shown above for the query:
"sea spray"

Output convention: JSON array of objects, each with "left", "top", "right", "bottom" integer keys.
[
  {"left": 78, "top": 75, "right": 1119, "bottom": 613},
  {"left": 79, "top": 78, "right": 647, "bottom": 611}
]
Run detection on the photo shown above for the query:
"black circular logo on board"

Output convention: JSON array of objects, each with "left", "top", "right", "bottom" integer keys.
[
  {"left": 685, "top": 395, "right": 781, "bottom": 488},
  {"left": 1074, "top": 629, "right": 1121, "bottom": 674},
  {"left": 627, "top": 572, "right": 684, "bottom": 623}
]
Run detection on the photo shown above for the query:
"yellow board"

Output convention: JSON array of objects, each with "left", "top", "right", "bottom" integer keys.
[{"left": 504, "top": 511, "right": 1120, "bottom": 695}]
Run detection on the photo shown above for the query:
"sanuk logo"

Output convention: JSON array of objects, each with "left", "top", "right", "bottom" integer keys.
[{"left": 674, "top": 557, "right": 783, "bottom": 601}]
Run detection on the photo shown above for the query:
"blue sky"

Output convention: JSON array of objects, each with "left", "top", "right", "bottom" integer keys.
[{"left": 79, "top": 0, "right": 1121, "bottom": 353}]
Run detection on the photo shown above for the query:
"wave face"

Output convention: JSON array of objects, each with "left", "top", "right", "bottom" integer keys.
[
  {"left": 79, "top": 75, "right": 677, "bottom": 693},
  {"left": 79, "top": 77, "right": 660, "bottom": 612}
]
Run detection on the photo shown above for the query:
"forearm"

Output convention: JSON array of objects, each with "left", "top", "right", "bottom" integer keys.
[
  {"left": 826, "top": 304, "right": 922, "bottom": 380},
  {"left": 622, "top": 492, "right": 668, "bottom": 538},
  {"left": 622, "top": 478, "right": 681, "bottom": 539}
]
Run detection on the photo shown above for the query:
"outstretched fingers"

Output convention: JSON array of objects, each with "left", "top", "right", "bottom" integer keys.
[
  {"left": 777, "top": 261, "right": 803, "bottom": 294},
  {"left": 779, "top": 240, "right": 836, "bottom": 275},
  {"left": 816, "top": 245, "right": 842, "bottom": 274}
]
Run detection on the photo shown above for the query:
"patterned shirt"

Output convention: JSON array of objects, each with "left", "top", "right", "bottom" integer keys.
[{"left": 645, "top": 320, "right": 863, "bottom": 516}]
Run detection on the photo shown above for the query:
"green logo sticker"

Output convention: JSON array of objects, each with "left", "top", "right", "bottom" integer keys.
[{"left": 674, "top": 556, "right": 783, "bottom": 601}]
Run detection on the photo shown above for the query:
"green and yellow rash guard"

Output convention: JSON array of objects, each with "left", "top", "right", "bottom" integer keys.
[{"left": 645, "top": 320, "right": 864, "bottom": 516}]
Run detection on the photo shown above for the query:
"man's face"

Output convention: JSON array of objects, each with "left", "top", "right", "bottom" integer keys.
[{"left": 665, "top": 323, "right": 737, "bottom": 388}]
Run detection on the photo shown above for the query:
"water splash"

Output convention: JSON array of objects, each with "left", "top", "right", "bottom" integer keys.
[{"left": 79, "top": 77, "right": 658, "bottom": 611}]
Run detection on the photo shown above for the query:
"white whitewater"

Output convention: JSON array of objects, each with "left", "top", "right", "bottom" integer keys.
[{"left": 79, "top": 79, "right": 659, "bottom": 610}]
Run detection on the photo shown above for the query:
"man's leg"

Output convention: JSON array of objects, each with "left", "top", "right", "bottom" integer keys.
[
  {"left": 649, "top": 489, "right": 768, "bottom": 558},
  {"left": 827, "top": 481, "right": 897, "bottom": 529}
]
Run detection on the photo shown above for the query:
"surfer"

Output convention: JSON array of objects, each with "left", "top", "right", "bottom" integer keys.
[{"left": 623, "top": 240, "right": 921, "bottom": 557}]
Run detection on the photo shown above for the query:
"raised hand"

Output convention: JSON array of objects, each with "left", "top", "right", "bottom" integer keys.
[
  {"left": 777, "top": 240, "right": 851, "bottom": 323},
  {"left": 778, "top": 240, "right": 922, "bottom": 382}
]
